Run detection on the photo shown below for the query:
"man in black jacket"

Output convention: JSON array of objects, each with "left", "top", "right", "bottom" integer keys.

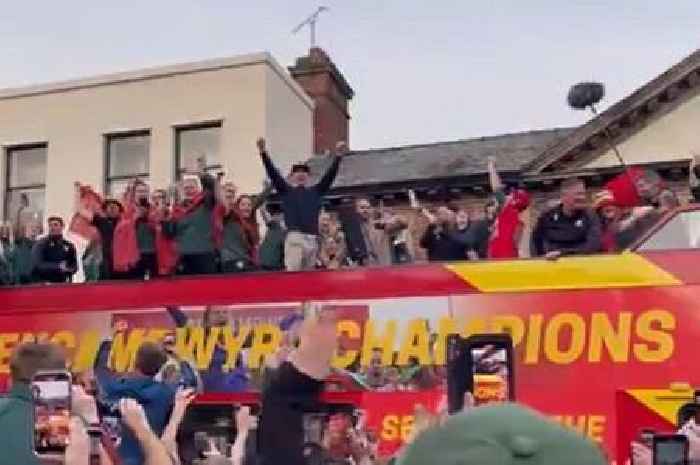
[
  {"left": 31, "top": 216, "right": 78, "bottom": 283},
  {"left": 258, "top": 311, "right": 337, "bottom": 465},
  {"left": 419, "top": 206, "right": 466, "bottom": 262},
  {"left": 530, "top": 178, "right": 602, "bottom": 259},
  {"left": 257, "top": 138, "right": 346, "bottom": 271}
]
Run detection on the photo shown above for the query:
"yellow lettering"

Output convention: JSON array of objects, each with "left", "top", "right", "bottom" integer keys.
[
  {"left": 544, "top": 313, "right": 585, "bottom": 364},
  {"left": 461, "top": 317, "right": 487, "bottom": 338},
  {"left": 175, "top": 327, "right": 221, "bottom": 370},
  {"left": 525, "top": 314, "right": 543, "bottom": 364},
  {"left": 400, "top": 415, "right": 415, "bottom": 442},
  {"left": 381, "top": 415, "right": 400, "bottom": 441},
  {"left": 588, "top": 415, "right": 606, "bottom": 442},
  {"left": 73, "top": 331, "right": 101, "bottom": 373},
  {"left": 0, "top": 333, "right": 20, "bottom": 374},
  {"left": 248, "top": 324, "right": 281, "bottom": 369},
  {"left": 332, "top": 320, "right": 361, "bottom": 369},
  {"left": 491, "top": 315, "right": 525, "bottom": 347},
  {"left": 434, "top": 317, "right": 456, "bottom": 366},
  {"left": 222, "top": 325, "right": 251, "bottom": 370},
  {"left": 588, "top": 313, "right": 631, "bottom": 363},
  {"left": 110, "top": 329, "right": 146, "bottom": 372},
  {"left": 634, "top": 309, "right": 675, "bottom": 363},
  {"left": 361, "top": 320, "right": 397, "bottom": 367},
  {"left": 397, "top": 320, "right": 432, "bottom": 366}
]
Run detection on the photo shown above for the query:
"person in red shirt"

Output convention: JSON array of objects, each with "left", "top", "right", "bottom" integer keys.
[{"left": 486, "top": 157, "right": 531, "bottom": 259}]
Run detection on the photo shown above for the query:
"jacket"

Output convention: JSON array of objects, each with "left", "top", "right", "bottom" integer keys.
[
  {"left": 94, "top": 340, "right": 175, "bottom": 465},
  {"left": 419, "top": 224, "right": 466, "bottom": 262},
  {"left": 261, "top": 151, "right": 340, "bottom": 236},
  {"left": 31, "top": 235, "right": 77, "bottom": 283},
  {"left": 530, "top": 205, "right": 602, "bottom": 257},
  {"left": 0, "top": 383, "right": 42, "bottom": 465}
]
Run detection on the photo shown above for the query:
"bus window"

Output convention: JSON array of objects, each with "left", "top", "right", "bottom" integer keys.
[{"left": 638, "top": 210, "right": 700, "bottom": 251}]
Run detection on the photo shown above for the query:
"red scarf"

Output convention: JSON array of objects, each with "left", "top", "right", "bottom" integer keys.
[
  {"left": 172, "top": 192, "right": 224, "bottom": 249},
  {"left": 112, "top": 202, "right": 140, "bottom": 273},
  {"left": 152, "top": 209, "right": 178, "bottom": 276},
  {"left": 69, "top": 186, "right": 103, "bottom": 243}
]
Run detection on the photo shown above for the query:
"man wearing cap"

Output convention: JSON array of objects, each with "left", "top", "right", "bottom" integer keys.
[
  {"left": 257, "top": 137, "right": 347, "bottom": 271},
  {"left": 31, "top": 216, "right": 78, "bottom": 283},
  {"left": 397, "top": 403, "right": 607, "bottom": 465}
]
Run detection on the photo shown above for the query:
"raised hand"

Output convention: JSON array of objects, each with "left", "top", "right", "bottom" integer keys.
[
  {"left": 256, "top": 137, "right": 267, "bottom": 154},
  {"left": 335, "top": 141, "right": 349, "bottom": 157}
]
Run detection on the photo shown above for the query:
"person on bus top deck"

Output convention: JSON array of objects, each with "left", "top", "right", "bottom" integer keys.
[
  {"left": 76, "top": 181, "right": 123, "bottom": 279},
  {"left": 31, "top": 216, "right": 78, "bottom": 283},
  {"left": 162, "top": 156, "right": 222, "bottom": 275},
  {"left": 419, "top": 205, "right": 467, "bottom": 262},
  {"left": 486, "top": 156, "right": 531, "bottom": 260},
  {"left": 218, "top": 181, "right": 270, "bottom": 273},
  {"left": 592, "top": 190, "right": 623, "bottom": 253},
  {"left": 530, "top": 178, "right": 602, "bottom": 260},
  {"left": 126, "top": 179, "right": 158, "bottom": 279},
  {"left": 259, "top": 203, "right": 286, "bottom": 271},
  {"left": 257, "top": 137, "right": 347, "bottom": 272}
]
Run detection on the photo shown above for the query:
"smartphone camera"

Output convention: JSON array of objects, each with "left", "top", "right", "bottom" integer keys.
[
  {"left": 32, "top": 370, "right": 72, "bottom": 455},
  {"left": 447, "top": 333, "right": 515, "bottom": 414}
]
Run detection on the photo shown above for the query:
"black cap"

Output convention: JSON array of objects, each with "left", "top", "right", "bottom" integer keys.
[{"left": 291, "top": 163, "right": 311, "bottom": 174}]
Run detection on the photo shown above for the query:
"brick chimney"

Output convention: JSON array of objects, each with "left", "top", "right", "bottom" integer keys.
[{"left": 289, "top": 48, "right": 355, "bottom": 155}]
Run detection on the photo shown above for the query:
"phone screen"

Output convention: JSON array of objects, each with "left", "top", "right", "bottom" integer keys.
[
  {"left": 654, "top": 438, "right": 688, "bottom": 465},
  {"left": 32, "top": 371, "right": 72, "bottom": 454},
  {"left": 470, "top": 343, "right": 511, "bottom": 406}
]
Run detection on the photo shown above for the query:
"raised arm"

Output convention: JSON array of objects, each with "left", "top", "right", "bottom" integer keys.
[
  {"left": 487, "top": 156, "right": 504, "bottom": 193},
  {"left": 74, "top": 182, "right": 95, "bottom": 222},
  {"left": 316, "top": 141, "right": 347, "bottom": 194},
  {"left": 257, "top": 138, "right": 289, "bottom": 194}
]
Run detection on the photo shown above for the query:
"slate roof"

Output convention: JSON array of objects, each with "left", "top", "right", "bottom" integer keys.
[{"left": 306, "top": 128, "right": 574, "bottom": 190}]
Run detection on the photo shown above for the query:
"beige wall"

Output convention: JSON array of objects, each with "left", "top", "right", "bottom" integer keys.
[
  {"left": 585, "top": 91, "right": 700, "bottom": 169},
  {"left": 0, "top": 53, "right": 313, "bottom": 227}
]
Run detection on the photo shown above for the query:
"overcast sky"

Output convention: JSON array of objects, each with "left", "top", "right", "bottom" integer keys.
[{"left": 1, "top": 1, "right": 698, "bottom": 150}]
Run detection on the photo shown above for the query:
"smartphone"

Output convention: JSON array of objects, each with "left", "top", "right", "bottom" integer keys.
[
  {"left": 653, "top": 434, "right": 688, "bottom": 465},
  {"left": 466, "top": 334, "right": 515, "bottom": 406},
  {"left": 32, "top": 370, "right": 72, "bottom": 455}
]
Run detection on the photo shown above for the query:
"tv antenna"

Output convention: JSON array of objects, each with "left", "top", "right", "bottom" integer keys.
[{"left": 292, "top": 6, "right": 329, "bottom": 48}]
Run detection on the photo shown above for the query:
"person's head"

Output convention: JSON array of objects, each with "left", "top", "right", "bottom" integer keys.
[
  {"left": 0, "top": 222, "right": 10, "bottom": 240},
  {"left": 290, "top": 163, "right": 311, "bottom": 187},
  {"left": 658, "top": 189, "right": 680, "bottom": 212},
  {"left": 635, "top": 170, "right": 663, "bottom": 201},
  {"left": 455, "top": 209, "right": 469, "bottom": 230},
  {"left": 161, "top": 333, "right": 177, "bottom": 356},
  {"left": 436, "top": 206, "right": 455, "bottom": 226},
  {"left": 25, "top": 221, "right": 43, "bottom": 240},
  {"left": 103, "top": 199, "right": 122, "bottom": 218},
  {"left": 203, "top": 306, "right": 229, "bottom": 328},
  {"left": 236, "top": 195, "right": 254, "bottom": 220},
  {"left": 370, "top": 348, "right": 383, "bottom": 368},
  {"left": 384, "top": 366, "right": 401, "bottom": 385},
  {"left": 47, "top": 216, "right": 64, "bottom": 237},
  {"left": 560, "top": 178, "right": 587, "bottom": 213},
  {"left": 182, "top": 176, "right": 201, "bottom": 200},
  {"left": 484, "top": 197, "right": 499, "bottom": 221},
  {"left": 10, "top": 342, "right": 66, "bottom": 384},
  {"left": 133, "top": 181, "right": 150, "bottom": 204},
  {"left": 397, "top": 404, "right": 607, "bottom": 465},
  {"left": 327, "top": 412, "right": 353, "bottom": 436},
  {"left": 222, "top": 187, "right": 237, "bottom": 210},
  {"left": 355, "top": 197, "right": 373, "bottom": 222},
  {"left": 319, "top": 211, "right": 332, "bottom": 236},
  {"left": 151, "top": 189, "right": 166, "bottom": 207},
  {"left": 323, "top": 236, "right": 341, "bottom": 257},
  {"left": 134, "top": 342, "right": 168, "bottom": 378}
]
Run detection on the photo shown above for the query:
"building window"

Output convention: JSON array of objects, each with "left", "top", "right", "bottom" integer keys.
[
  {"left": 4, "top": 144, "right": 47, "bottom": 225},
  {"left": 175, "top": 123, "right": 222, "bottom": 179},
  {"left": 105, "top": 131, "right": 150, "bottom": 198}
]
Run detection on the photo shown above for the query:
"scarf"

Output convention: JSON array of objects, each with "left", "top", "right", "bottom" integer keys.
[{"left": 172, "top": 191, "right": 225, "bottom": 250}]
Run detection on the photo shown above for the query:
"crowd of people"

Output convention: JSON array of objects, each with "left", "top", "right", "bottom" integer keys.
[{"left": 0, "top": 140, "right": 698, "bottom": 286}]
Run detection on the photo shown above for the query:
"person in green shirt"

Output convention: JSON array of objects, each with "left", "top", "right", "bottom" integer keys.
[{"left": 0, "top": 342, "right": 67, "bottom": 465}]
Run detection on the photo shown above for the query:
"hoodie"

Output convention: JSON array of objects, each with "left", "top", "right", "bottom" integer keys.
[
  {"left": 0, "top": 383, "right": 41, "bottom": 465},
  {"left": 94, "top": 340, "right": 175, "bottom": 465}
]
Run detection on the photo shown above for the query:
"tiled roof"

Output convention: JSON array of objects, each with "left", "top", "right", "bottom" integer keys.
[{"left": 307, "top": 128, "right": 574, "bottom": 189}]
